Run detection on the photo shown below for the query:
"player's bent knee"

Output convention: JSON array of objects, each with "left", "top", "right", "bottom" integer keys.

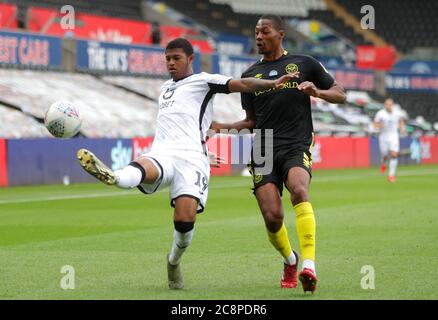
[
  {"left": 132, "top": 157, "right": 161, "bottom": 184},
  {"left": 261, "top": 209, "right": 284, "bottom": 232},
  {"left": 291, "top": 185, "right": 309, "bottom": 203},
  {"left": 174, "top": 221, "right": 194, "bottom": 234}
]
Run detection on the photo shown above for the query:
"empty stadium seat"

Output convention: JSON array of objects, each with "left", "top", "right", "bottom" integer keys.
[
  {"left": 0, "top": 69, "right": 157, "bottom": 138},
  {"left": 335, "top": 0, "right": 438, "bottom": 53}
]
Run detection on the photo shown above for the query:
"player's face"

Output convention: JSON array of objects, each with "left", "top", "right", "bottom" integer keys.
[
  {"left": 165, "top": 48, "right": 194, "bottom": 80},
  {"left": 384, "top": 99, "right": 393, "bottom": 112},
  {"left": 255, "top": 19, "right": 284, "bottom": 55}
]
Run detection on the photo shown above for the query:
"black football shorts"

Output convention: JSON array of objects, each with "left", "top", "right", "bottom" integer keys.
[{"left": 248, "top": 147, "right": 312, "bottom": 196}]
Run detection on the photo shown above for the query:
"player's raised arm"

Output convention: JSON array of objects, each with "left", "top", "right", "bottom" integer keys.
[{"left": 228, "top": 71, "right": 300, "bottom": 93}]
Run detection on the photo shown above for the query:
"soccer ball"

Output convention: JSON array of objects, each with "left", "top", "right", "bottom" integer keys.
[{"left": 44, "top": 100, "right": 82, "bottom": 138}]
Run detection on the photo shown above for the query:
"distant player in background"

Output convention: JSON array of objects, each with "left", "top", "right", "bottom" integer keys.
[
  {"left": 374, "top": 98, "right": 406, "bottom": 183},
  {"left": 76, "top": 38, "right": 298, "bottom": 290}
]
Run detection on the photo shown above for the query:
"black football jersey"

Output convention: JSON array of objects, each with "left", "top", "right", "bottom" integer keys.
[{"left": 241, "top": 52, "right": 334, "bottom": 150}]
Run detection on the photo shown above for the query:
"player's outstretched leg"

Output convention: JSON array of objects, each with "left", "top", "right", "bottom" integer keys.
[{"left": 77, "top": 149, "right": 116, "bottom": 185}]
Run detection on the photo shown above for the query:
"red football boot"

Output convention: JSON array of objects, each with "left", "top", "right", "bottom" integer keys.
[
  {"left": 281, "top": 251, "right": 299, "bottom": 288},
  {"left": 388, "top": 175, "right": 396, "bottom": 183},
  {"left": 380, "top": 163, "right": 386, "bottom": 174},
  {"left": 299, "top": 268, "right": 317, "bottom": 294}
]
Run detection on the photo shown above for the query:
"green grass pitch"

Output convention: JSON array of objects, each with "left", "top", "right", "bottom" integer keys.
[{"left": 1, "top": 165, "right": 437, "bottom": 300}]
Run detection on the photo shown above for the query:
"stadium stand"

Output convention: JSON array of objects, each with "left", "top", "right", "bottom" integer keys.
[
  {"left": 161, "top": 0, "right": 368, "bottom": 48},
  {"left": 391, "top": 92, "right": 438, "bottom": 126},
  {"left": 335, "top": 0, "right": 438, "bottom": 54},
  {"left": 160, "top": 0, "right": 251, "bottom": 36},
  {"left": 210, "top": 0, "right": 326, "bottom": 17},
  {"left": 0, "top": 69, "right": 158, "bottom": 138},
  {"left": 0, "top": 104, "right": 50, "bottom": 138},
  {"left": 306, "top": 9, "right": 367, "bottom": 46}
]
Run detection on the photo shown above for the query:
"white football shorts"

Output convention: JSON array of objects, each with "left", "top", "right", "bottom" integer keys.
[
  {"left": 379, "top": 135, "right": 400, "bottom": 156},
  {"left": 137, "top": 150, "right": 210, "bottom": 213}
]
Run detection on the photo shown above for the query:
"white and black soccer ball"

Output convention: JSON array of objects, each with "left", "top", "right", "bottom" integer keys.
[{"left": 44, "top": 100, "right": 82, "bottom": 138}]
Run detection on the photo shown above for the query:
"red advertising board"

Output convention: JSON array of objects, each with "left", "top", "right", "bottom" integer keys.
[
  {"left": 312, "top": 137, "right": 370, "bottom": 169},
  {"left": 27, "top": 7, "right": 214, "bottom": 53},
  {"left": 356, "top": 45, "right": 397, "bottom": 71},
  {"left": 207, "top": 136, "right": 232, "bottom": 176},
  {"left": 0, "top": 3, "right": 17, "bottom": 29},
  {"left": 28, "top": 7, "right": 151, "bottom": 45},
  {"left": 132, "top": 137, "right": 155, "bottom": 160},
  {"left": 0, "top": 139, "right": 8, "bottom": 187},
  {"left": 420, "top": 136, "right": 438, "bottom": 164}
]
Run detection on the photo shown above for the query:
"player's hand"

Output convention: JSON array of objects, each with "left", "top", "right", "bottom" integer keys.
[
  {"left": 208, "top": 152, "right": 225, "bottom": 168},
  {"left": 210, "top": 121, "right": 221, "bottom": 134},
  {"left": 298, "top": 81, "right": 320, "bottom": 97},
  {"left": 274, "top": 71, "right": 300, "bottom": 88}
]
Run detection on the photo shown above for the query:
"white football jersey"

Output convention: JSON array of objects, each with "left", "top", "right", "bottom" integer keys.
[
  {"left": 151, "top": 72, "right": 231, "bottom": 154},
  {"left": 374, "top": 109, "right": 403, "bottom": 137}
]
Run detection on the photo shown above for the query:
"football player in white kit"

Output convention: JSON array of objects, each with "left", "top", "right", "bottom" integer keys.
[
  {"left": 374, "top": 98, "right": 406, "bottom": 183},
  {"left": 76, "top": 38, "right": 299, "bottom": 289}
]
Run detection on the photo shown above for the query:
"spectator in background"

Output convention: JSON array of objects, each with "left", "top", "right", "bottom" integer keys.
[
  {"left": 17, "top": 5, "right": 27, "bottom": 29},
  {"left": 151, "top": 21, "right": 162, "bottom": 45}
]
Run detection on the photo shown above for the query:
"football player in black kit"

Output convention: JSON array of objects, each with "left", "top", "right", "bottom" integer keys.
[{"left": 212, "top": 15, "right": 346, "bottom": 294}]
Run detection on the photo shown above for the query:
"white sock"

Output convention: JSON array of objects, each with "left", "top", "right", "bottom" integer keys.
[
  {"left": 302, "top": 259, "right": 315, "bottom": 273},
  {"left": 114, "top": 165, "right": 143, "bottom": 189},
  {"left": 389, "top": 158, "right": 398, "bottom": 177},
  {"left": 284, "top": 251, "right": 297, "bottom": 266},
  {"left": 168, "top": 229, "right": 195, "bottom": 265}
]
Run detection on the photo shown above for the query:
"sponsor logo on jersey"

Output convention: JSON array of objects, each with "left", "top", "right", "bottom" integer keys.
[
  {"left": 163, "top": 87, "right": 175, "bottom": 100},
  {"left": 254, "top": 81, "right": 299, "bottom": 96},
  {"left": 269, "top": 70, "right": 278, "bottom": 77},
  {"left": 285, "top": 63, "right": 299, "bottom": 74}
]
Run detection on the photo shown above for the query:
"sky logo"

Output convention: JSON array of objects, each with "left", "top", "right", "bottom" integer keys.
[
  {"left": 111, "top": 140, "right": 132, "bottom": 170},
  {"left": 410, "top": 139, "right": 421, "bottom": 163}
]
